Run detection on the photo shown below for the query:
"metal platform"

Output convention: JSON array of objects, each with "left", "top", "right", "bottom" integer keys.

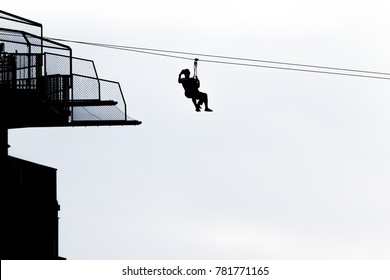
[{"left": 0, "top": 10, "right": 141, "bottom": 129}]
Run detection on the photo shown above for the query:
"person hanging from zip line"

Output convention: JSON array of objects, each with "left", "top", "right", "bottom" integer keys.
[{"left": 178, "top": 59, "right": 213, "bottom": 112}]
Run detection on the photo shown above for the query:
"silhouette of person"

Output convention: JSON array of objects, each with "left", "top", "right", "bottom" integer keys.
[{"left": 178, "top": 69, "right": 212, "bottom": 112}]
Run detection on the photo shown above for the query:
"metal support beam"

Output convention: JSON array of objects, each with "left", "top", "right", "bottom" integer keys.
[{"left": 0, "top": 128, "right": 8, "bottom": 159}]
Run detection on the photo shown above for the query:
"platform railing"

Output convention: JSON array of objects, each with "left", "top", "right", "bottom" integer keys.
[{"left": 1, "top": 50, "right": 133, "bottom": 124}]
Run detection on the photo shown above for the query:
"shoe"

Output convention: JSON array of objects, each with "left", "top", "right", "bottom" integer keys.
[
  {"left": 196, "top": 107, "right": 201, "bottom": 112},
  {"left": 205, "top": 108, "right": 213, "bottom": 112}
]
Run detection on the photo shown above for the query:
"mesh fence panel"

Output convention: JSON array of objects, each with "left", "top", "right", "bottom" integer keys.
[
  {"left": 0, "top": 11, "right": 42, "bottom": 37},
  {"left": 72, "top": 57, "right": 98, "bottom": 78},
  {"left": 0, "top": 30, "right": 31, "bottom": 53},
  {"left": 70, "top": 56, "right": 129, "bottom": 122},
  {"left": 71, "top": 77, "right": 128, "bottom": 122},
  {"left": 24, "top": 34, "right": 42, "bottom": 54},
  {"left": 45, "top": 53, "right": 71, "bottom": 76},
  {"left": 72, "top": 75, "right": 99, "bottom": 100},
  {"left": 1, "top": 27, "right": 71, "bottom": 56},
  {"left": 99, "top": 79, "right": 126, "bottom": 120},
  {"left": 72, "top": 105, "right": 127, "bottom": 121}
]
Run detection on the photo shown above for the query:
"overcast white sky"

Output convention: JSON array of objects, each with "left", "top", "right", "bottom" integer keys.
[{"left": 3, "top": 0, "right": 390, "bottom": 259}]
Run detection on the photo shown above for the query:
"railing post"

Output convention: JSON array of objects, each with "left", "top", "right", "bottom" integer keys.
[{"left": 0, "top": 128, "right": 8, "bottom": 159}]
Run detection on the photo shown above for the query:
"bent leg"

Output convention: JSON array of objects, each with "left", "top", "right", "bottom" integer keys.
[
  {"left": 185, "top": 91, "right": 200, "bottom": 111},
  {"left": 198, "top": 91, "right": 212, "bottom": 111},
  {"left": 192, "top": 98, "right": 200, "bottom": 111}
]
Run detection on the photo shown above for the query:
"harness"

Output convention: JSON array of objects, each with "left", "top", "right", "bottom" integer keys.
[{"left": 193, "top": 58, "right": 199, "bottom": 78}]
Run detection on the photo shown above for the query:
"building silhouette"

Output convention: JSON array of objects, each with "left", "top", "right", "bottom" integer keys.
[{"left": 0, "top": 10, "right": 141, "bottom": 259}]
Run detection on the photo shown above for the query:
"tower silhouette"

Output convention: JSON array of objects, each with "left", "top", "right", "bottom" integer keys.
[{"left": 0, "top": 10, "right": 141, "bottom": 259}]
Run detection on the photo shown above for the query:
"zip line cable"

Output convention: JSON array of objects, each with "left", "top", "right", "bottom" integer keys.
[
  {"left": 46, "top": 37, "right": 390, "bottom": 81},
  {"left": 66, "top": 39, "right": 390, "bottom": 77}
]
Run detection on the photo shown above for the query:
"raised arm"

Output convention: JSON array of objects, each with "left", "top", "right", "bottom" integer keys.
[{"left": 178, "top": 70, "right": 184, "bottom": 83}]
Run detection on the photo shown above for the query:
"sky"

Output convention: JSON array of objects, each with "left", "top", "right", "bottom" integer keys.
[{"left": 3, "top": 0, "right": 390, "bottom": 259}]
